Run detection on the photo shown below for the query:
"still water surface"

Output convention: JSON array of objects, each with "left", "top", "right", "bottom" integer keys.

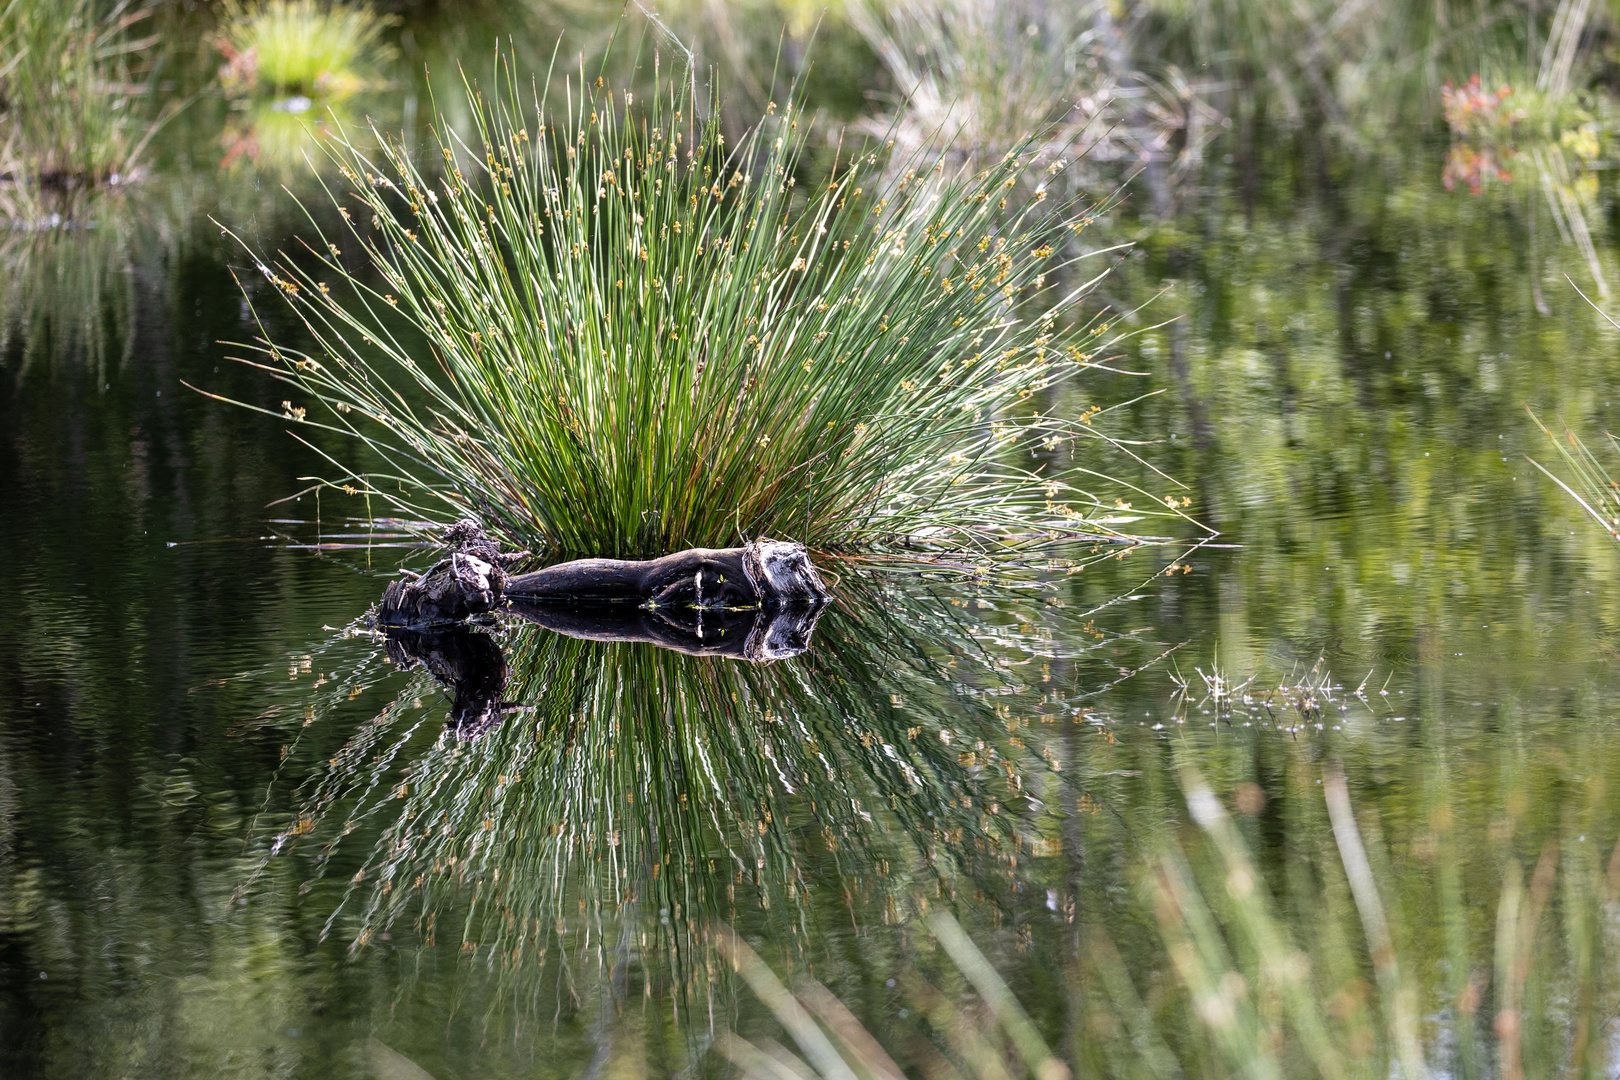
[{"left": 5, "top": 97, "right": 1620, "bottom": 1079}]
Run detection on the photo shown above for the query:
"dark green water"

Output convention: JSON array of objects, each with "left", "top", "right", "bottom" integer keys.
[{"left": 7, "top": 66, "right": 1620, "bottom": 1080}]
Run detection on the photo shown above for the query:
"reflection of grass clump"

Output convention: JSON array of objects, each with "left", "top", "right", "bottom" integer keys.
[
  {"left": 0, "top": 208, "right": 133, "bottom": 378},
  {"left": 218, "top": 0, "right": 389, "bottom": 99},
  {"left": 263, "top": 581, "right": 1018, "bottom": 963},
  {"left": 218, "top": 95, "right": 355, "bottom": 175},
  {"left": 232, "top": 53, "right": 1166, "bottom": 558},
  {"left": 0, "top": 178, "right": 181, "bottom": 376},
  {"left": 0, "top": 0, "right": 167, "bottom": 193}
]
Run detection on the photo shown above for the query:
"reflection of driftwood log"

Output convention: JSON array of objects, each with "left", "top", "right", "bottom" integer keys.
[
  {"left": 383, "top": 597, "right": 821, "bottom": 742},
  {"left": 383, "top": 624, "right": 511, "bottom": 739},
  {"left": 507, "top": 597, "right": 826, "bottom": 661},
  {"left": 378, "top": 521, "right": 832, "bottom": 631}
]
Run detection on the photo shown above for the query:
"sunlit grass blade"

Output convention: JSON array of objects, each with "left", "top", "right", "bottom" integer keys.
[
  {"left": 926, "top": 911, "right": 1070, "bottom": 1080},
  {"left": 1525, "top": 406, "right": 1620, "bottom": 538},
  {"left": 1323, "top": 763, "right": 1428, "bottom": 1079}
]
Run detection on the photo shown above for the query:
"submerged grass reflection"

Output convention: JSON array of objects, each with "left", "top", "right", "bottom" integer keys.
[
  {"left": 722, "top": 751, "right": 1620, "bottom": 1079},
  {"left": 0, "top": 179, "right": 185, "bottom": 382},
  {"left": 1110, "top": 758, "right": 1620, "bottom": 1078},
  {"left": 252, "top": 572, "right": 1078, "bottom": 1001}
]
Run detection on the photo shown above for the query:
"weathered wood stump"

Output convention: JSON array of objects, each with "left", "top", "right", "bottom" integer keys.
[
  {"left": 376, "top": 520, "right": 526, "bottom": 627},
  {"left": 376, "top": 521, "right": 832, "bottom": 633}
]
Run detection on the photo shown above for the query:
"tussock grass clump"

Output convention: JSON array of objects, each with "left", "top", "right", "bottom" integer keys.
[
  {"left": 218, "top": 0, "right": 390, "bottom": 98},
  {"left": 850, "top": 0, "right": 1121, "bottom": 173},
  {"left": 234, "top": 53, "right": 1164, "bottom": 558}
]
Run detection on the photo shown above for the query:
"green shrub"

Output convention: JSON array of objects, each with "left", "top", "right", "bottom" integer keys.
[
  {"left": 227, "top": 52, "right": 1169, "bottom": 557},
  {"left": 219, "top": 0, "right": 389, "bottom": 98}
]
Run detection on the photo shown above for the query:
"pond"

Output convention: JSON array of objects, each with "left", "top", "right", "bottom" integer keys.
[{"left": 6, "top": 14, "right": 1620, "bottom": 1080}]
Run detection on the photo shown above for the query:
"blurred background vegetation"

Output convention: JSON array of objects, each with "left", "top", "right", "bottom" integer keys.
[{"left": 11, "top": 1, "right": 1620, "bottom": 1078}]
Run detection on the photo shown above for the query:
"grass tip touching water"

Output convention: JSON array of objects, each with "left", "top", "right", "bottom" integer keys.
[{"left": 220, "top": 47, "right": 1191, "bottom": 560}]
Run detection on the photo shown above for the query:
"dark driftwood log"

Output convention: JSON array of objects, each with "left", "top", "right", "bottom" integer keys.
[
  {"left": 505, "top": 539, "right": 830, "bottom": 608},
  {"left": 377, "top": 522, "right": 831, "bottom": 630}
]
